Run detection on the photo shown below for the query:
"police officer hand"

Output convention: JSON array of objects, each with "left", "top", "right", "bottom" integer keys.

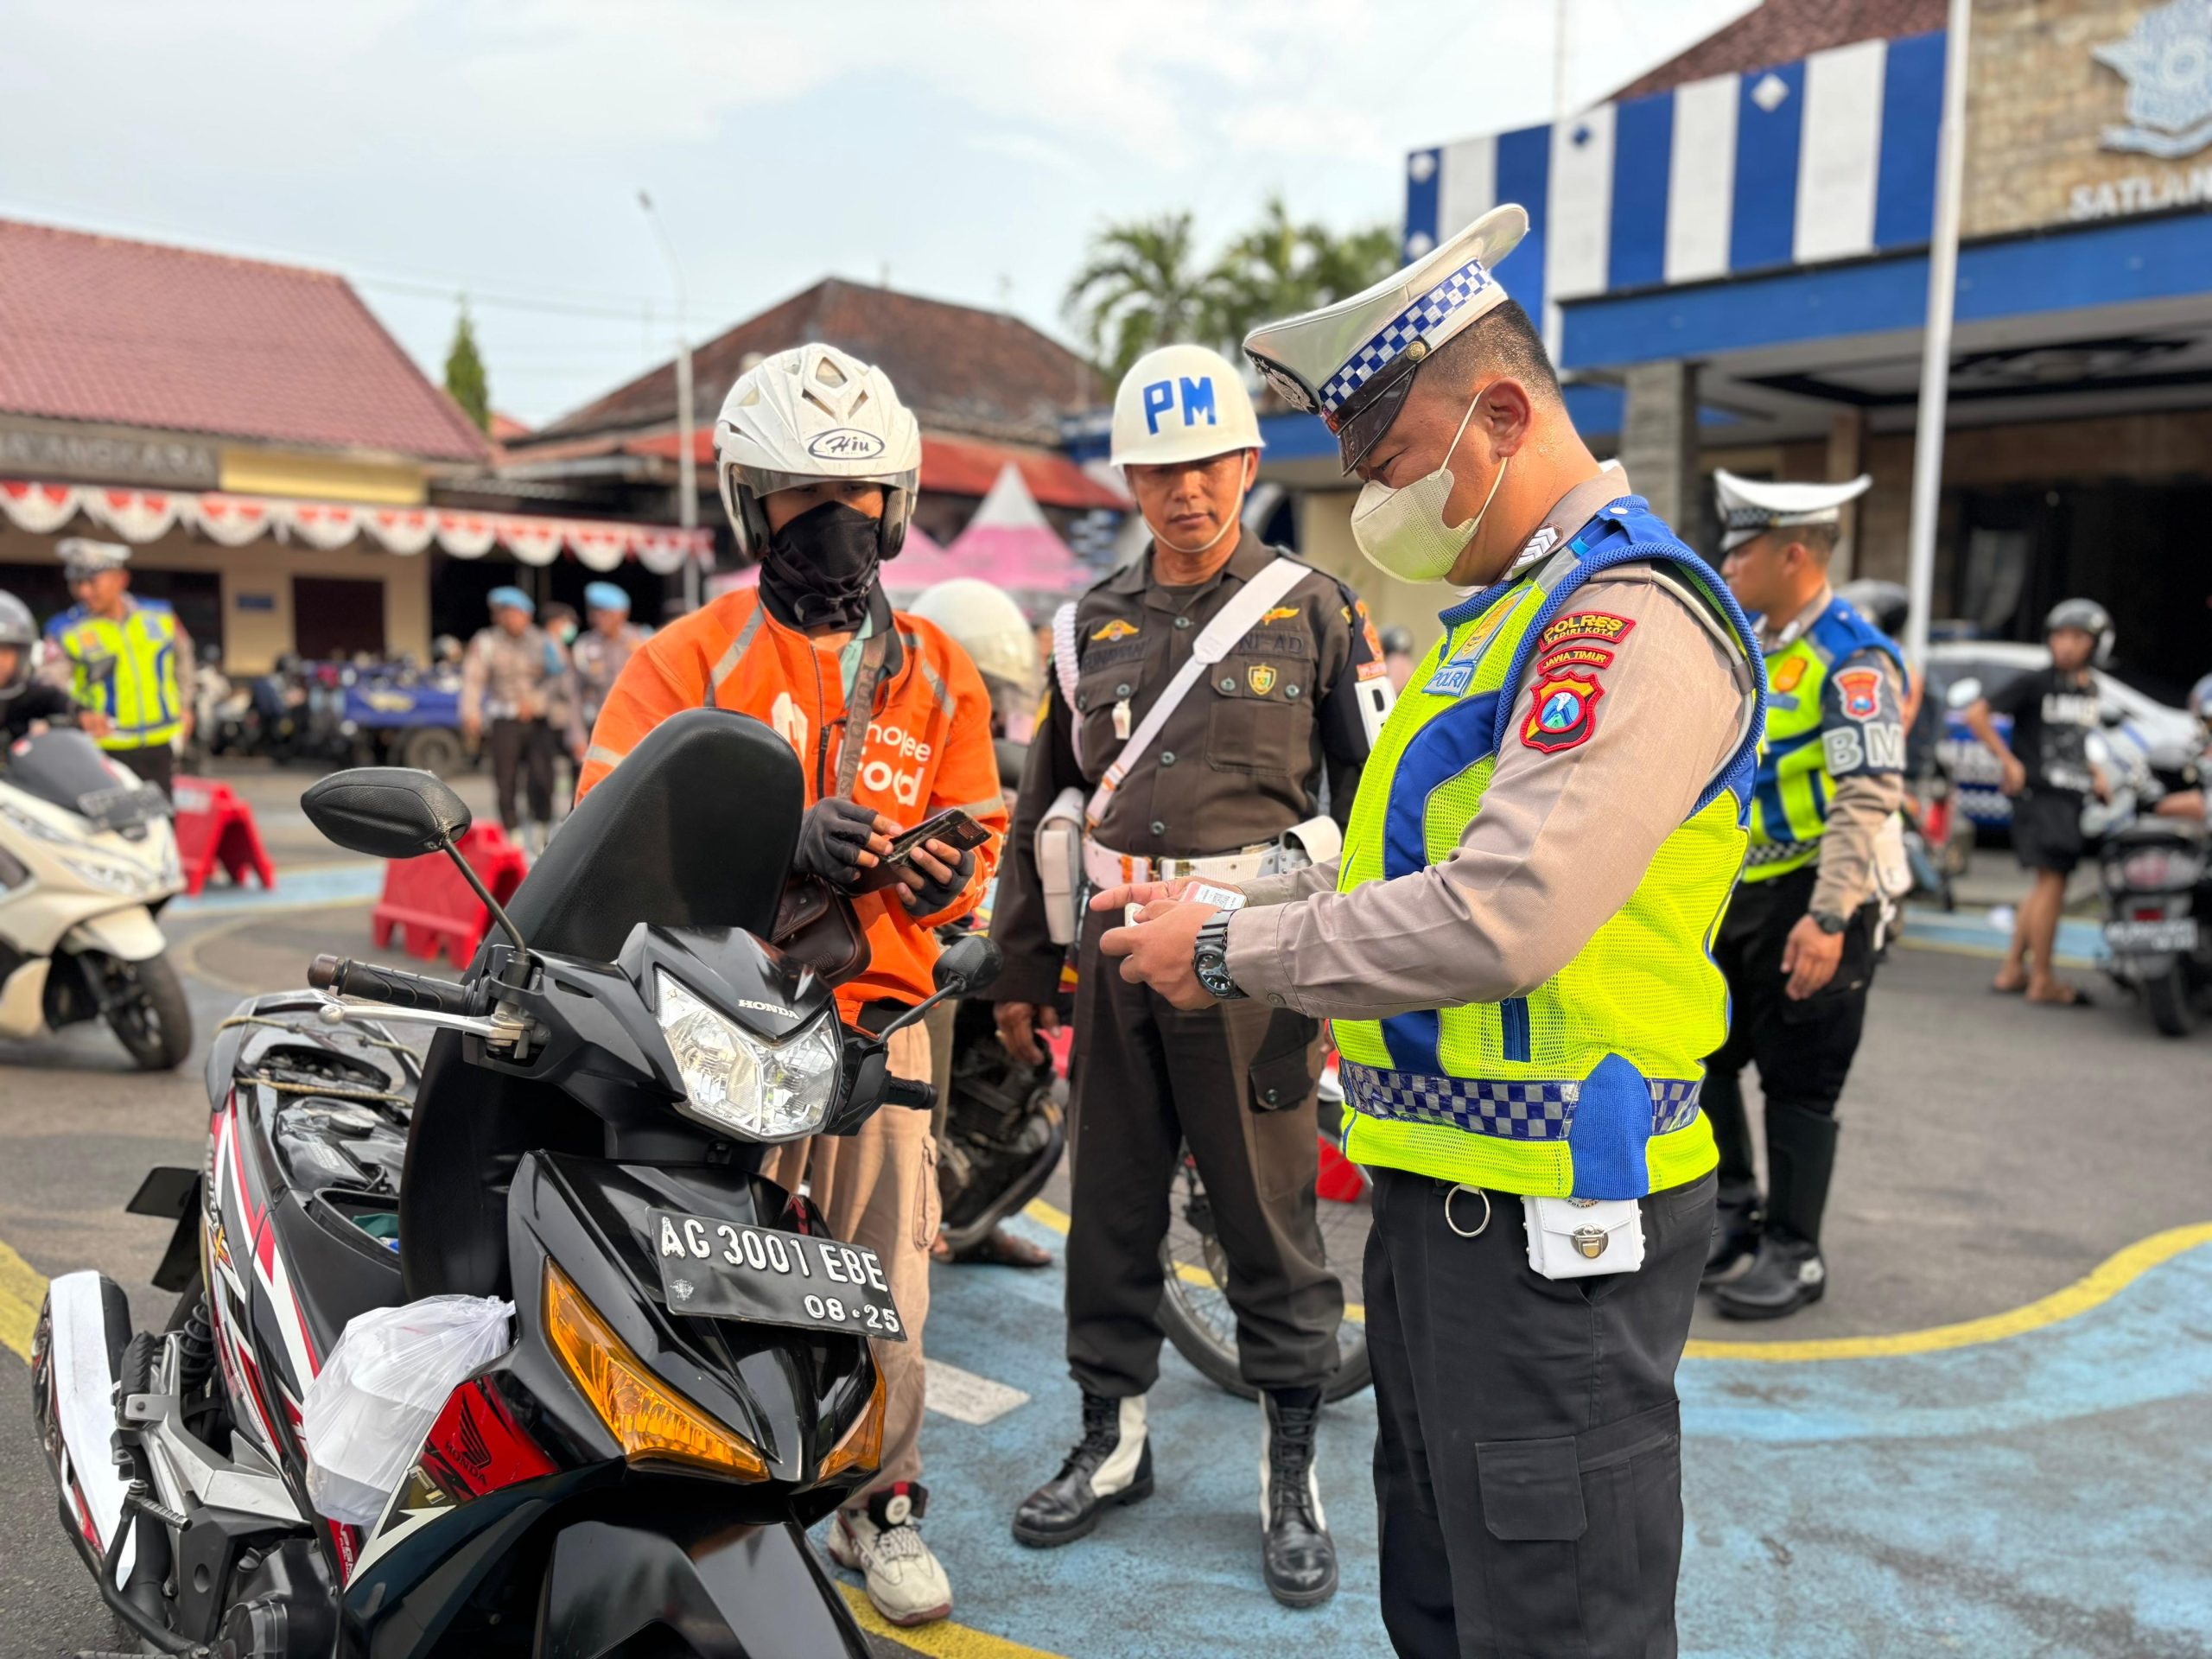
[
  {"left": 1087, "top": 877, "right": 1220, "bottom": 915},
  {"left": 796, "top": 797, "right": 897, "bottom": 890},
  {"left": 1999, "top": 753, "right": 2027, "bottom": 796},
  {"left": 897, "top": 838, "right": 975, "bottom": 915},
  {"left": 995, "top": 1001, "right": 1059, "bottom": 1065},
  {"left": 1100, "top": 899, "right": 1218, "bottom": 1011},
  {"left": 78, "top": 709, "right": 111, "bottom": 739},
  {"left": 1781, "top": 913, "right": 1844, "bottom": 1001}
]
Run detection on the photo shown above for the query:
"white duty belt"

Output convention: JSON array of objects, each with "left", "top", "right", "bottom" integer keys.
[{"left": 1080, "top": 837, "right": 1276, "bottom": 892}]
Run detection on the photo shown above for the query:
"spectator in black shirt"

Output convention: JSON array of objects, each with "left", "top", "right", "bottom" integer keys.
[{"left": 1963, "top": 598, "right": 2112, "bottom": 1007}]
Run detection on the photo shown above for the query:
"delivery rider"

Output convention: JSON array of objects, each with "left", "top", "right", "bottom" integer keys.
[
  {"left": 989, "top": 343, "right": 1391, "bottom": 1606},
  {"left": 1097, "top": 207, "right": 1764, "bottom": 1657},
  {"left": 1703, "top": 472, "right": 1908, "bottom": 1319}
]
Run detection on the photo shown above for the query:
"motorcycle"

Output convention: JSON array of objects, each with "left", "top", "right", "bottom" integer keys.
[
  {"left": 31, "top": 708, "right": 1000, "bottom": 1656},
  {"left": 2100, "top": 815, "right": 2209, "bottom": 1037},
  {"left": 933, "top": 990, "right": 1065, "bottom": 1257},
  {"left": 0, "top": 726, "right": 191, "bottom": 1069}
]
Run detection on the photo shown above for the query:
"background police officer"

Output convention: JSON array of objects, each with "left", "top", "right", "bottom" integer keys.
[
  {"left": 1099, "top": 208, "right": 1764, "bottom": 1657},
  {"left": 43, "top": 538, "right": 191, "bottom": 797},
  {"left": 568, "top": 581, "right": 647, "bottom": 752},
  {"left": 460, "top": 585, "right": 569, "bottom": 849},
  {"left": 990, "top": 343, "right": 1386, "bottom": 1606},
  {"left": 1704, "top": 473, "right": 1908, "bottom": 1319}
]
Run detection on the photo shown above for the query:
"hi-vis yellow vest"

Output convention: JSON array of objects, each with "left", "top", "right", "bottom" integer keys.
[
  {"left": 1745, "top": 597, "right": 1908, "bottom": 882},
  {"left": 1332, "top": 500, "right": 1766, "bottom": 1201},
  {"left": 58, "top": 601, "right": 184, "bottom": 751}
]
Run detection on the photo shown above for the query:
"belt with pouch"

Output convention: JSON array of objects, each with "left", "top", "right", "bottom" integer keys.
[{"left": 1081, "top": 836, "right": 1274, "bottom": 890}]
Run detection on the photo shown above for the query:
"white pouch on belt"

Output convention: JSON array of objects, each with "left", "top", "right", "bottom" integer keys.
[
  {"left": 1262, "top": 814, "right": 1344, "bottom": 878},
  {"left": 1522, "top": 1196, "right": 1645, "bottom": 1279},
  {"left": 1037, "top": 786, "right": 1085, "bottom": 945}
]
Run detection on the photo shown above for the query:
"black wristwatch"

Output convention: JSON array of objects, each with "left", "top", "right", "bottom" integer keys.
[
  {"left": 1812, "top": 909, "right": 1849, "bottom": 936},
  {"left": 1192, "top": 912, "right": 1247, "bottom": 1000}
]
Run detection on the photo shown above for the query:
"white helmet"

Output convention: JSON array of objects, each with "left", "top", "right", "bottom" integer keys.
[
  {"left": 714, "top": 343, "right": 923, "bottom": 559},
  {"left": 1109, "top": 344, "right": 1264, "bottom": 468},
  {"left": 910, "top": 578, "right": 1039, "bottom": 699}
]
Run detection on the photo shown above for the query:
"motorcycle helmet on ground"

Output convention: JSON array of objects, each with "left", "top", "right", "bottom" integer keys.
[
  {"left": 909, "top": 579, "right": 1040, "bottom": 702},
  {"left": 1837, "top": 578, "right": 1910, "bottom": 639},
  {"left": 713, "top": 343, "right": 922, "bottom": 561},
  {"left": 0, "top": 590, "right": 35, "bottom": 699},
  {"left": 2045, "top": 597, "right": 2114, "bottom": 665}
]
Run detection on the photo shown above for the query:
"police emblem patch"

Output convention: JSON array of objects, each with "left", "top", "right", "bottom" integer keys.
[
  {"left": 1835, "top": 668, "right": 1883, "bottom": 721},
  {"left": 1770, "top": 656, "right": 1808, "bottom": 695},
  {"left": 1522, "top": 671, "right": 1605, "bottom": 753},
  {"left": 1536, "top": 611, "right": 1635, "bottom": 653},
  {"left": 1090, "top": 618, "right": 1141, "bottom": 642},
  {"left": 1247, "top": 663, "right": 1278, "bottom": 696}
]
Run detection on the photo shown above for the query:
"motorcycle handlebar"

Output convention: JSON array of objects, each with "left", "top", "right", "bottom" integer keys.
[
  {"left": 881, "top": 1077, "right": 937, "bottom": 1113},
  {"left": 308, "top": 954, "right": 478, "bottom": 1016}
]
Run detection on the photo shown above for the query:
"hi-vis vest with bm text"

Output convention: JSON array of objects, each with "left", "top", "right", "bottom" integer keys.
[
  {"left": 1744, "top": 598, "right": 1908, "bottom": 882},
  {"left": 59, "top": 601, "right": 184, "bottom": 752},
  {"left": 1332, "top": 499, "right": 1765, "bottom": 1201}
]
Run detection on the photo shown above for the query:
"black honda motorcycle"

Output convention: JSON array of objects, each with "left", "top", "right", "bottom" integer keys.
[{"left": 31, "top": 709, "right": 997, "bottom": 1656}]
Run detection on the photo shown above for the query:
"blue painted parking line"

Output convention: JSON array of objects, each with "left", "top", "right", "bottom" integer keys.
[
  {"left": 167, "top": 861, "right": 383, "bottom": 916},
  {"left": 1899, "top": 904, "right": 2106, "bottom": 966},
  {"left": 871, "top": 1216, "right": 2212, "bottom": 1658}
]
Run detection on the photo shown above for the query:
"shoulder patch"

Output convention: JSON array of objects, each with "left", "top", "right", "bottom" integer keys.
[
  {"left": 1535, "top": 644, "right": 1614, "bottom": 675},
  {"left": 1522, "top": 670, "right": 1605, "bottom": 753},
  {"left": 1536, "top": 610, "right": 1635, "bottom": 653},
  {"left": 1834, "top": 667, "right": 1883, "bottom": 721},
  {"left": 1090, "top": 618, "right": 1141, "bottom": 643}
]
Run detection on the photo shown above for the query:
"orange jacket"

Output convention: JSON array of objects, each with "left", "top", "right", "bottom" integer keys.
[{"left": 578, "top": 590, "right": 1007, "bottom": 1022}]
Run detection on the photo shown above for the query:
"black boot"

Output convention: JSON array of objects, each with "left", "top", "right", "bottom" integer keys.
[
  {"left": 1701, "top": 1180, "right": 1763, "bottom": 1284},
  {"left": 1261, "top": 1388, "right": 1338, "bottom": 1607},
  {"left": 1711, "top": 1103, "right": 1837, "bottom": 1320},
  {"left": 1012, "top": 1393, "right": 1152, "bottom": 1548}
]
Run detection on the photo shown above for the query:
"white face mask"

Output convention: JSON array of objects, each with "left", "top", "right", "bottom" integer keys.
[{"left": 1349, "top": 391, "right": 1508, "bottom": 584}]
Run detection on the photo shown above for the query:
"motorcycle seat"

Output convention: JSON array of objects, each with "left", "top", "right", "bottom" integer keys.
[{"left": 2109, "top": 817, "right": 2208, "bottom": 848}]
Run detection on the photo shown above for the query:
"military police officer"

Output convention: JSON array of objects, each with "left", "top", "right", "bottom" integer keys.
[
  {"left": 990, "top": 342, "right": 1389, "bottom": 1605},
  {"left": 1703, "top": 474, "right": 1910, "bottom": 1318},
  {"left": 568, "top": 581, "right": 648, "bottom": 749},
  {"left": 1099, "top": 208, "right": 1764, "bottom": 1656}
]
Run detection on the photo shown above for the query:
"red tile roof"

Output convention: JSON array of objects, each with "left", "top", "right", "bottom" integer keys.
[
  {"left": 0, "top": 219, "right": 488, "bottom": 463},
  {"left": 535, "top": 277, "right": 1100, "bottom": 448},
  {"left": 621, "top": 428, "right": 1128, "bottom": 512},
  {"left": 1611, "top": 0, "right": 1947, "bottom": 101}
]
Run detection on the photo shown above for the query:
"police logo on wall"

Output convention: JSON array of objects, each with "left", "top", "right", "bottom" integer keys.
[
  {"left": 2094, "top": 0, "right": 2212, "bottom": 159},
  {"left": 1522, "top": 671, "right": 1605, "bottom": 753}
]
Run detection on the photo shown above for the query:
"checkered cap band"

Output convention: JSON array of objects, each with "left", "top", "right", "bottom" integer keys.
[
  {"left": 1339, "top": 1060, "right": 1700, "bottom": 1140},
  {"left": 1317, "top": 257, "right": 1493, "bottom": 416}
]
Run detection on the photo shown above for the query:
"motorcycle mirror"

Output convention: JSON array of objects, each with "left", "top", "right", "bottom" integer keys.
[
  {"left": 933, "top": 933, "right": 1001, "bottom": 997},
  {"left": 302, "top": 767, "right": 472, "bottom": 860},
  {"left": 2100, "top": 704, "right": 2126, "bottom": 728}
]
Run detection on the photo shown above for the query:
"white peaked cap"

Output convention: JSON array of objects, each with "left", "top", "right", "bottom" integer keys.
[{"left": 1714, "top": 470, "right": 1874, "bottom": 552}]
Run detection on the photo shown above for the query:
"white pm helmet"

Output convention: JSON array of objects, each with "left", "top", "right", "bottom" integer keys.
[
  {"left": 909, "top": 578, "right": 1039, "bottom": 700},
  {"left": 1109, "top": 343, "right": 1265, "bottom": 469},
  {"left": 714, "top": 342, "right": 923, "bottom": 559}
]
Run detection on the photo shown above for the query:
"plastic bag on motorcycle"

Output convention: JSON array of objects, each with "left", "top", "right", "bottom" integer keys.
[{"left": 302, "top": 1294, "right": 515, "bottom": 1526}]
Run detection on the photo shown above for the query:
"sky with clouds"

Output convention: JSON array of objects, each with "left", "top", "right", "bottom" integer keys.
[{"left": 1, "top": 0, "right": 1751, "bottom": 425}]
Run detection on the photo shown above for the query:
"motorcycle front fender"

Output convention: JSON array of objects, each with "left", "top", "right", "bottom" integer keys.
[
  {"left": 537, "top": 1514, "right": 867, "bottom": 1659},
  {"left": 63, "top": 906, "right": 167, "bottom": 963}
]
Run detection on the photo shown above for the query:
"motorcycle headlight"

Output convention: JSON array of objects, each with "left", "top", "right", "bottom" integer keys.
[
  {"left": 60, "top": 853, "right": 153, "bottom": 895},
  {"left": 653, "top": 969, "right": 840, "bottom": 1141}
]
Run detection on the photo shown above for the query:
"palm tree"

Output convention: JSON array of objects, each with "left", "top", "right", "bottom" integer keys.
[
  {"left": 1064, "top": 213, "right": 1212, "bottom": 384},
  {"left": 1204, "top": 199, "right": 1404, "bottom": 353}
]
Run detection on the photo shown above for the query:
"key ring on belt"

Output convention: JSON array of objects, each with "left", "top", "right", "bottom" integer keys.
[{"left": 1444, "top": 1183, "right": 1492, "bottom": 1238}]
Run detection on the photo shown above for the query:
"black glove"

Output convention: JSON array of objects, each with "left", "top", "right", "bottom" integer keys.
[
  {"left": 899, "top": 844, "right": 976, "bottom": 915},
  {"left": 796, "top": 797, "right": 889, "bottom": 891}
]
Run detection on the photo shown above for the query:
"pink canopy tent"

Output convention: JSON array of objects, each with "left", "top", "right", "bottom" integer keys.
[{"left": 944, "top": 464, "right": 1090, "bottom": 598}]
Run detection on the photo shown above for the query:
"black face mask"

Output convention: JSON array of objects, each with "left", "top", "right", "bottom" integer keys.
[{"left": 760, "top": 502, "right": 881, "bottom": 631}]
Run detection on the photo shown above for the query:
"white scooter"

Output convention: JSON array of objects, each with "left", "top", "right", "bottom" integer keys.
[{"left": 0, "top": 727, "right": 191, "bottom": 1069}]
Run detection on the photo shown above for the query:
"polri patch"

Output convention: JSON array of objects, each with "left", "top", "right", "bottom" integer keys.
[
  {"left": 1522, "top": 670, "right": 1605, "bottom": 753},
  {"left": 1536, "top": 611, "right": 1635, "bottom": 653},
  {"left": 1835, "top": 667, "right": 1884, "bottom": 721}
]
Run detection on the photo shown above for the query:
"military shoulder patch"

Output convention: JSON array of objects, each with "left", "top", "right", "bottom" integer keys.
[
  {"left": 1090, "top": 618, "right": 1141, "bottom": 642},
  {"left": 1536, "top": 610, "right": 1635, "bottom": 653},
  {"left": 1834, "top": 667, "right": 1884, "bottom": 720},
  {"left": 1522, "top": 670, "right": 1605, "bottom": 753}
]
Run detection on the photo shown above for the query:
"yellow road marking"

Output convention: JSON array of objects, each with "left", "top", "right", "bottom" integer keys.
[
  {"left": 836, "top": 1585, "right": 1067, "bottom": 1658},
  {"left": 0, "top": 1235, "right": 47, "bottom": 1361},
  {"left": 1023, "top": 1199, "right": 1366, "bottom": 1323}
]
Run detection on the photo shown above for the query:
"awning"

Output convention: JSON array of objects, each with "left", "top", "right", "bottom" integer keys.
[
  {"left": 0, "top": 478, "right": 712, "bottom": 574},
  {"left": 621, "top": 430, "right": 1129, "bottom": 512}
]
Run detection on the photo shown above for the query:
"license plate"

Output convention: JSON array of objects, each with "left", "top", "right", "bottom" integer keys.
[
  {"left": 649, "top": 1210, "right": 906, "bottom": 1340},
  {"left": 2103, "top": 918, "right": 2199, "bottom": 954}
]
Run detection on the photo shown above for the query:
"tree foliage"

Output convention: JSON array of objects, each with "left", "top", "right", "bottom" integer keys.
[
  {"left": 444, "top": 301, "right": 492, "bottom": 434},
  {"left": 1065, "top": 199, "right": 1403, "bottom": 385}
]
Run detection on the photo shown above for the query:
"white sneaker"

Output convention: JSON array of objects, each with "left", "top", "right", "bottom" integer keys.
[{"left": 829, "top": 1484, "right": 953, "bottom": 1627}]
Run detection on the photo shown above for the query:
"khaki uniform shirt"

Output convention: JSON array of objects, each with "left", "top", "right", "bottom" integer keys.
[
  {"left": 991, "top": 535, "right": 1386, "bottom": 1004},
  {"left": 1225, "top": 485, "right": 1759, "bottom": 1022},
  {"left": 461, "top": 624, "right": 566, "bottom": 727},
  {"left": 569, "top": 621, "right": 648, "bottom": 744}
]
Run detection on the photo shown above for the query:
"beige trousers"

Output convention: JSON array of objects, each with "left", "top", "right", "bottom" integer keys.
[{"left": 769, "top": 1022, "right": 937, "bottom": 1499}]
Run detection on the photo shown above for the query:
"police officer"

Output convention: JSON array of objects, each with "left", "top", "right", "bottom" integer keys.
[
  {"left": 460, "top": 585, "right": 569, "bottom": 848},
  {"left": 1099, "top": 208, "right": 1764, "bottom": 1656},
  {"left": 43, "top": 538, "right": 191, "bottom": 796},
  {"left": 990, "top": 342, "right": 1389, "bottom": 1605},
  {"left": 567, "top": 582, "right": 648, "bottom": 755},
  {"left": 1703, "top": 473, "right": 1908, "bottom": 1319}
]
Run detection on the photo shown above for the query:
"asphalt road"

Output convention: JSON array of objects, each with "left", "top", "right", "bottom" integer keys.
[{"left": 2, "top": 759, "right": 2207, "bottom": 1656}]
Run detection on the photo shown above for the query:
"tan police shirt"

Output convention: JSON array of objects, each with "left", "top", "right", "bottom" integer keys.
[{"left": 460, "top": 623, "right": 567, "bottom": 726}]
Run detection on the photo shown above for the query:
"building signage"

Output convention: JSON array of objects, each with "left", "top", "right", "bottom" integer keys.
[{"left": 0, "top": 419, "right": 220, "bottom": 488}]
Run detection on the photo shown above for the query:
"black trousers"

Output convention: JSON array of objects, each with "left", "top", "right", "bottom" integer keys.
[
  {"left": 1064, "top": 908, "right": 1344, "bottom": 1395},
  {"left": 1368, "top": 1166, "right": 1715, "bottom": 1658},
  {"left": 487, "top": 717, "right": 556, "bottom": 830},
  {"left": 1700, "top": 864, "right": 1876, "bottom": 1241},
  {"left": 111, "top": 743, "right": 175, "bottom": 801}
]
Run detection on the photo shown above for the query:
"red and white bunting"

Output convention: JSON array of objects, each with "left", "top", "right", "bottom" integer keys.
[
  {"left": 502, "top": 518, "right": 565, "bottom": 566},
  {"left": 364, "top": 507, "right": 436, "bottom": 556},
  {"left": 568, "top": 522, "right": 631, "bottom": 572},
  {"left": 83, "top": 487, "right": 181, "bottom": 543},
  {"left": 284, "top": 501, "right": 363, "bottom": 550},
  {"left": 189, "top": 495, "right": 276, "bottom": 548},
  {"left": 435, "top": 513, "right": 498, "bottom": 559},
  {"left": 0, "top": 479, "right": 82, "bottom": 534}
]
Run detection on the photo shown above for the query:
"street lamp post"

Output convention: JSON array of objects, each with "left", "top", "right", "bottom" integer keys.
[{"left": 639, "top": 189, "right": 701, "bottom": 613}]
